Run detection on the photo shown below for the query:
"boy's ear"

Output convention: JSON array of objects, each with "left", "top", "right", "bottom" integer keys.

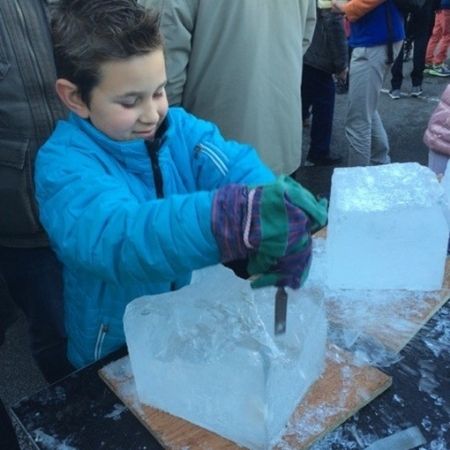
[{"left": 55, "top": 79, "right": 90, "bottom": 118}]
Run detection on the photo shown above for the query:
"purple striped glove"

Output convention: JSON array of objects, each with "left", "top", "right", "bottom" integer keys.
[
  {"left": 211, "top": 176, "right": 324, "bottom": 289},
  {"left": 211, "top": 185, "right": 262, "bottom": 262}
]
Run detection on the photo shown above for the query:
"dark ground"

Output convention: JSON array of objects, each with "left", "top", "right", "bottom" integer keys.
[{"left": 1, "top": 59, "right": 449, "bottom": 450}]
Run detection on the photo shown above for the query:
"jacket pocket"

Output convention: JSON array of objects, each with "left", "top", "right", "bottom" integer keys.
[
  {"left": 195, "top": 142, "right": 230, "bottom": 177},
  {"left": 0, "top": 137, "right": 43, "bottom": 236},
  {"left": 94, "top": 324, "right": 109, "bottom": 361}
]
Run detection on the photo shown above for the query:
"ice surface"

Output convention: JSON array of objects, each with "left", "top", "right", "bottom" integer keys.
[
  {"left": 124, "top": 265, "right": 327, "bottom": 449},
  {"left": 326, "top": 163, "right": 448, "bottom": 290}
]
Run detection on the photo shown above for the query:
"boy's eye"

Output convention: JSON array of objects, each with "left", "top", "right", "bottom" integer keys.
[{"left": 119, "top": 97, "right": 140, "bottom": 108}]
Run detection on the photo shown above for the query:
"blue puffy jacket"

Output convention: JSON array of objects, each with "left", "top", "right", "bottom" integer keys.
[{"left": 35, "top": 108, "right": 275, "bottom": 368}]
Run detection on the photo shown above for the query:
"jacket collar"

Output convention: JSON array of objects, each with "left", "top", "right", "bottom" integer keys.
[{"left": 68, "top": 113, "right": 170, "bottom": 173}]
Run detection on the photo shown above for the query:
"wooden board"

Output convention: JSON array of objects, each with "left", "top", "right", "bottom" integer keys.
[
  {"left": 98, "top": 231, "right": 449, "bottom": 449},
  {"left": 313, "top": 230, "right": 450, "bottom": 353},
  {"left": 99, "top": 345, "right": 391, "bottom": 450},
  {"left": 325, "top": 276, "right": 450, "bottom": 353}
]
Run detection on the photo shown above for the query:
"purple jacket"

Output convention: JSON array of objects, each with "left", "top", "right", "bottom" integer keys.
[{"left": 424, "top": 84, "right": 450, "bottom": 156}]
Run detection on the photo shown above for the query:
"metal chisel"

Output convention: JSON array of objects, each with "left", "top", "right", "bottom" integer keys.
[{"left": 274, "top": 286, "right": 288, "bottom": 335}]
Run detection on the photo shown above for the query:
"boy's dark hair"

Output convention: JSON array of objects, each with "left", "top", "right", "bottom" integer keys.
[{"left": 51, "top": 0, "right": 162, "bottom": 105}]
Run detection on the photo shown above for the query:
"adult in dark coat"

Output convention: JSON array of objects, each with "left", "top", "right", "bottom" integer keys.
[
  {"left": 301, "top": 7, "right": 348, "bottom": 166},
  {"left": 0, "top": 0, "right": 73, "bottom": 381}
]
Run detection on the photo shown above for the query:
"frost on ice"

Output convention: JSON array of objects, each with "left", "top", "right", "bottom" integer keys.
[
  {"left": 123, "top": 162, "right": 449, "bottom": 450},
  {"left": 124, "top": 265, "right": 327, "bottom": 449},
  {"left": 326, "top": 162, "right": 448, "bottom": 290}
]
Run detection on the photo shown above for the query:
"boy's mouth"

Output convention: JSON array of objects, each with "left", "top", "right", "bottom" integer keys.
[{"left": 134, "top": 129, "right": 155, "bottom": 139}]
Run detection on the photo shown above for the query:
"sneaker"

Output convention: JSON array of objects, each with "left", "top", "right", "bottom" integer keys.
[
  {"left": 428, "top": 64, "right": 450, "bottom": 77},
  {"left": 306, "top": 155, "right": 342, "bottom": 166},
  {"left": 388, "top": 89, "right": 401, "bottom": 100},
  {"left": 410, "top": 86, "right": 423, "bottom": 97},
  {"left": 423, "top": 63, "right": 433, "bottom": 74}
]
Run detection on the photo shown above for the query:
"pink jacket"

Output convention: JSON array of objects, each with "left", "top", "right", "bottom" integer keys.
[{"left": 424, "top": 84, "right": 450, "bottom": 156}]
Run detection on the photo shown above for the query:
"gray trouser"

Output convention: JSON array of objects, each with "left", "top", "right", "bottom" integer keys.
[
  {"left": 428, "top": 148, "right": 449, "bottom": 175},
  {"left": 345, "top": 42, "right": 403, "bottom": 167}
]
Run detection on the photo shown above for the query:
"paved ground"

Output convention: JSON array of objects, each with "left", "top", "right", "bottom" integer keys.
[{"left": 1, "top": 59, "right": 449, "bottom": 449}]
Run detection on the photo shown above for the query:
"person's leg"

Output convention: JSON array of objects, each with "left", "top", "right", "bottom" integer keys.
[
  {"left": 390, "top": 43, "right": 405, "bottom": 91},
  {"left": 0, "top": 282, "right": 21, "bottom": 450},
  {"left": 346, "top": 45, "right": 389, "bottom": 166},
  {"left": 371, "top": 41, "right": 403, "bottom": 164},
  {"left": 370, "top": 111, "right": 391, "bottom": 165},
  {"left": 0, "top": 398, "right": 20, "bottom": 450},
  {"left": 428, "top": 148, "right": 449, "bottom": 175},
  {"left": 307, "top": 68, "right": 336, "bottom": 162},
  {"left": 0, "top": 246, "right": 74, "bottom": 383},
  {"left": 434, "top": 10, "right": 450, "bottom": 65},
  {"left": 405, "top": 12, "right": 415, "bottom": 40},
  {"left": 410, "top": 6, "right": 434, "bottom": 87},
  {"left": 0, "top": 277, "right": 18, "bottom": 343},
  {"left": 425, "top": 11, "right": 442, "bottom": 65},
  {"left": 301, "top": 64, "right": 314, "bottom": 122},
  {"left": 391, "top": 15, "right": 408, "bottom": 91}
]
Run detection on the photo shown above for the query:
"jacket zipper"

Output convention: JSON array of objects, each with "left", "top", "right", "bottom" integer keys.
[
  {"left": 145, "top": 139, "right": 164, "bottom": 198},
  {"left": 145, "top": 139, "right": 178, "bottom": 292}
]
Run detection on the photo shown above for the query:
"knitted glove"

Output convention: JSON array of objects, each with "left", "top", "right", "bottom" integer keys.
[{"left": 211, "top": 176, "right": 327, "bottom": 289}]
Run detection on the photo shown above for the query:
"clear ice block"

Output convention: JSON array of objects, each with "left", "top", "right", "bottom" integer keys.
[
  {"left": 326, "top": 162, "right": 448, "bottom": 290},
  {"left": 123, "top": 265, "right": 327, "bottom": 449}
]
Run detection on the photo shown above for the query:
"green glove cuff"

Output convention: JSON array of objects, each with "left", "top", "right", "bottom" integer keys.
[
  {"left": 275, "top": 175, "right": 328, "bottom": 232},
  {"left": 246, "top": 180, "right": 289, "bottom": 277}
]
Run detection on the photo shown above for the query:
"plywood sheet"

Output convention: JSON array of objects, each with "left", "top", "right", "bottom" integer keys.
[
  {"left": 99, "top": 346, "right": 391, "bottom": 450},
  {"left": 98, "top": 229, "right": 450, "bottom": 448},
  {"left": 313, "top": 230, "right": 450, "bottom": 353}
]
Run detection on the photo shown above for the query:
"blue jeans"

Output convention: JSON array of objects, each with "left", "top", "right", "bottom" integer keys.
[
  {"left": 0, "top": 245, "right": 73, "bottom": 382},
  {"left": 301, "top": 65, "right": 336, "bottom": 159}
]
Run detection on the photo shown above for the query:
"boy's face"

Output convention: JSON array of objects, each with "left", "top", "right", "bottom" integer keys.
[{"left": 85, "top": 49, "right": 168, "bottom": 141}]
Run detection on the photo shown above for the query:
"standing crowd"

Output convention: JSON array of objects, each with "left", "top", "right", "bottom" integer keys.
[{"left": 1, "top": 0, "right": 449, "bottom": 448}]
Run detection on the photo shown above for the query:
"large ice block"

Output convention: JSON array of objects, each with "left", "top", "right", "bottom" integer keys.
[
  {"left": 124, "top": 265, "right": 327, "bottom": 449},
  {"left": 326, "top": 162, "right": 448, "bottom": 290}
]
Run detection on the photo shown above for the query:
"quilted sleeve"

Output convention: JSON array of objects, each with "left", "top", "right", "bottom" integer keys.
[{"left": 34, "top": 125, "right": 220, "bottom": 286}]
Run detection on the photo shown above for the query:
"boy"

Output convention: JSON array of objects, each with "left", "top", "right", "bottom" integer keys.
[{"left": 35, "top": 0, "right": 327, "bottom": 369}]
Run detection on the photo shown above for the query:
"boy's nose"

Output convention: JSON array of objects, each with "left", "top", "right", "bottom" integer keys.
[{"left": 139, "top": 101, "right": 159, "bottom": 124}]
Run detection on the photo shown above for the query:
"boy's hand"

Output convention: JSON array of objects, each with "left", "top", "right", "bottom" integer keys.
[{"left": 211, "top": 176, "right": 327, "bottom": 289}]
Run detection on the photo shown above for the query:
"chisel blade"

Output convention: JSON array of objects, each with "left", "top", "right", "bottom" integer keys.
[{"left": 274, "top": 287, "right": 288, "bottom": 335}]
